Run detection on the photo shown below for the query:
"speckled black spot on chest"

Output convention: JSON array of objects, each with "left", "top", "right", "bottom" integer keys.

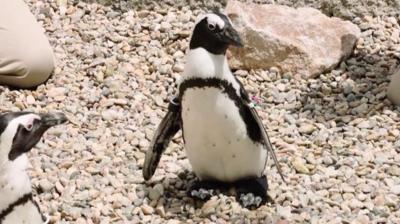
[{"left": 179, "top": 77, "right": 263, "bottom": 143}]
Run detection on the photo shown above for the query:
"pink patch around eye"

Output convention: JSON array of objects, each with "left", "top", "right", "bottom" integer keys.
[{"left": 25, "top": 115, "right": 39, "bottom": 130}]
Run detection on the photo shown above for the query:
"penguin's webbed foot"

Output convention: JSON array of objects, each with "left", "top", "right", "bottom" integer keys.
[
  {"left": 187, "top": 180, "right": 227, "bottom": 201},
  {"left": 234, "top": 175, "right": 271, "bottom": 209},
  {"left": 189, "top": 188, "right": 215, "bottom": 200},
  {"left": 239, "top": 192, "right": 263, "bottom": 208}
]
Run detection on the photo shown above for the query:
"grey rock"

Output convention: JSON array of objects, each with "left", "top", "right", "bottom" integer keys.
[
  {"left": 299, "top": 124, "right": 316, "bottom": 135},
  {"left": 390, "top": 185, "right": 400, "bottom": 195},
  {"left": 39, "top": 179, "right": 54, "bottom": 192},
  {"left": 277, "top": 205, "right": 292, "bottom": 219},
  {"left": 148, "top": 184, "right": 164, "bottom": 201}
]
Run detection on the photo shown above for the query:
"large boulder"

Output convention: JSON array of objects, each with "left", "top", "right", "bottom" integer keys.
[{"left": 225, "top": 0, "right": 361, "bottom": 78}]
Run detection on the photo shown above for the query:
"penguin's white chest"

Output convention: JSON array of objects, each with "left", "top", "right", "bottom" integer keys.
[
  {"left": 181, "top": 87, "right": 267, "bottom": 182},
  {"left": 0, "top": 156, "right": 45, "bottom": 224},
  {"left": 2, "top": 201, "right": 44, "bottom": 224}
]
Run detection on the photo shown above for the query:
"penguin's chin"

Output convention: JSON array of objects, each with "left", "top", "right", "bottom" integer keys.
[{"left": 2, "top": 153, "right": 29, "bottom": 172}]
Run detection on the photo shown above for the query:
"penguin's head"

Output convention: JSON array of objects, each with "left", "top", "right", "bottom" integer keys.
[
  {"left": 0, "top": 112, "right": 67, "bottom": 166},
  {"left": 190, "top": 12, "right": 243, "bottom": 55}
]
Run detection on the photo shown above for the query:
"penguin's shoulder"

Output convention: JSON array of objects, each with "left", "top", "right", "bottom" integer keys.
[
  {"left": 229, "top": 77, "right": 264, "bottom": 143},
  {"left": 178, "top": 77, "right": 238, "bottom": 99},
  {"left": 232, "top": 75, "right": 251, "bottom": 103}
]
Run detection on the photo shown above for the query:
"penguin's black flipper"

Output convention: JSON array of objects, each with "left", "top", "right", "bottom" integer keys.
[
  {"left": 248, "top": 107, "right": 286, "bottom": 183},
  {"left": 234, "top": 76, "right": 285, "bottom": 182},
  {"left": 143, "top": 97, "right": 181, "bottom": 180}
]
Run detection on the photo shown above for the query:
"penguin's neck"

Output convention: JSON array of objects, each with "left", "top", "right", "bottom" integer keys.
[
  {"left": 0, "top": 154, "right": 32, "bottom": 212},
  {"left": 183, "top": 47, "right": 232, "bottom": 80}
]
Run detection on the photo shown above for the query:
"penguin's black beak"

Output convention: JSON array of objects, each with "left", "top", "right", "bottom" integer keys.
[
  {"left": 40, "top": 112, "right": 68, "bottom": 128},
  {"left": 220, "top": 24, "right": 243, "bottom": 47}
]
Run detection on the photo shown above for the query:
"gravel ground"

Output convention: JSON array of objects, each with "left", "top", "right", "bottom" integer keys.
[{"left": 2, "top": 0, "right": 399, "bottom": 223}]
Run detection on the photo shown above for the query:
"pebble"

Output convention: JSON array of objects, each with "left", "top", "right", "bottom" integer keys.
[
  {"left": 26, "top": 95, "right": 36, "bottom": 104},
  {"left": 390, "top": 185, "right": 400, "bottom": 195},
  {"left": 39, "top": 179, "right": 54, "bottom": 192},
  {"left": 357, "top": 120, "right": 371, "bottom": 129},
  {"left": 342, "top": 79, "right": 355, "bottom": 94},
  {"left": 200, "top": 197, "right": 219, "bottom": 216},
  {"left": 292, "top": 157, "right": 310, "bottom": 174},
  {"left": 148, "top": 184, "right": 164, "bottom": 201},
  {"left": 277, "top": 205, "right": 291, "bottom": 219},
  {"left": 299, "top": 124, "right": 315, "bottom": 135},
  {"left": 156, "top": 205, "right": 166, "bottom": 217},
  {"left": 101, "top": 109, "right": 120, "bottom": 121},
  {"left": 141, "top": 204, "right": 154, "bottom": 215},
  {"left": 172, "top": 64, "right": 184, "bottom": 72}
]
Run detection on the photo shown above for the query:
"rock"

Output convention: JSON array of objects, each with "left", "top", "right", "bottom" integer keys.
[
  {"left": 352, "top": 103, "right": 368, "bottom": 115},
  {"left": 141, "top": 204, "right": 154, "bottom": 215},
  {"left": 357, "top": 120, "right": 371, "bottom": 129},
  {"left": 156, "top": 205, "right": 166, "bottom": 217},
  {"left": 101, "top": 109, "right": 121, "bottom": 121},
  {"left": 348, "top": 198, "right": 363, "bottom": 209},
  {"left": 172, "top": 64, "right": 184, "bottom": 73},
  {"left": 359, "top": 184, "right": 373, "bottom": 193},
  {"left": 342, "top": 79, "right": 355, "bottom": 95},
  {"left": 68, "top": 206, "right": 83, "bottom": 219},
  {"left": 39, "top": 179, "right": 54, "bottom": 192},
  {"left": 299, "top": 124, "right": 315, "bottom": 135},
  {"left": 106, "top": 11, "right": 120, "bottom": 19},
  {"left": 292, "top": 157, "right": 310, "bottom": 174},
  {"left": 374, "top": 195, "right": 385, "bottom": 206},
  {"left": 166, "top": 220, "right": 180, "bottom": 224},
  {"left": 322, "top": 156, "right": 334, "bottom": 166},
  {"left": 55, "top": 181, "right": 64, "bottom": 194},
  {"left": 148, "top": 184, "right": 164, "bottom": 201},
  {"left": 277, "top": 205, "right": 291, "bottom": 219},
  {"left": 225, "top": 0, "right": 361, "bottom": 78},
  {"left": 159, "top": 64, "right": 171, "bottom": 74},
  {"left": 26, "top": 95, "right": 36, "bottom": 104},
  {"left": 276, "top": 219, "right": 290, "bottom": 224},
  {"left": 71, "top": 9, "right": 85, "bottom": 23},
  {"left": 201, "top": 197, "right": 218, "bottom": 216},
  {"left": 390, "top": 185, "right": 400, "bottom": 195},
  {"left": 388, "top": 166, "right": 400, "bottom": 176},
  {"left": 355, "top": 214, "right": 370, "bottom": 224},
  {"left": 47, "top": 87, "right": 66, "bottom": 101},
  {"left": 318, "top": 0, "right": 400, "bottom": 19},
  {"left": 57, "top": 0, "right": 67, "bottom": 16}
]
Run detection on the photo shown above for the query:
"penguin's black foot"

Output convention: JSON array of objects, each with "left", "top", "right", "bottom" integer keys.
[
  {"left": 234, "top": 175, "right": 271, "bottom": 209},
  {"left": 187, "top": 179, "right": 228, "bottom": 201}
]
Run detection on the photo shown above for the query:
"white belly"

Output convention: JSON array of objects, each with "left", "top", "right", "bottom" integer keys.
[
  {"left": 3, "top": 201, "right": 44, "bottom": 224},
  {"left": 181, "top": 87, "right": 267, "bottom": 182}
]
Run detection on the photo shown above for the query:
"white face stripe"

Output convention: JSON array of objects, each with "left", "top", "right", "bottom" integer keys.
[
  {"left": 196, "top": 13, "right": 226, "bottom": 30},
  {"left": 0, "top": 114, "right": 41, "bottom": 165}
]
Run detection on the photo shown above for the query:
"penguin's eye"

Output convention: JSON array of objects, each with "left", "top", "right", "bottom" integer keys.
[
  {"left": 208, "top": 23, "right": 216, "bottom": 31},
  {"left": 25, "top": 124, "right": 33, "bottom": 131}
]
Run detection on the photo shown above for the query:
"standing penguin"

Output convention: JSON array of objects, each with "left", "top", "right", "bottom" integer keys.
[
  {"left": 0, "top": 112, "right": 67, "bottom": 224},
  {"left": 143, "top": 12, "right": 283, "bottom": 208}
]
